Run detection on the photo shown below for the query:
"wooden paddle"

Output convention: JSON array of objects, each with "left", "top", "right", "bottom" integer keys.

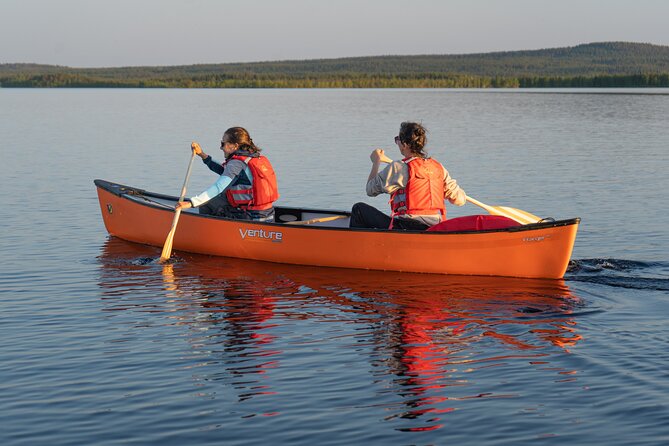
[
  {"left": 466, "top": 196, "right": 542, "bottom": 225},
  {"left": 159, "top": 151, "right": 197, "bottom": 263}
]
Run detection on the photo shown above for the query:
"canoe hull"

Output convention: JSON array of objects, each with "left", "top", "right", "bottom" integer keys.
[{"left": 95, "top": 180, "right": 579, "bottom": 279}]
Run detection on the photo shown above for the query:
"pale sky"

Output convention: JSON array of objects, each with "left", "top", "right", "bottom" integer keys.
[{"left": 2, "top": 0, "right": 669, "bottom": 67}]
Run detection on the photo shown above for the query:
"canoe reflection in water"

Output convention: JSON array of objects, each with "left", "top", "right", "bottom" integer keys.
[{"left": 98, "top": 237, "right": 584, "bottom": 432}]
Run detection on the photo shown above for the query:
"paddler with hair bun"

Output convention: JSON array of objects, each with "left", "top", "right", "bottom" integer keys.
[{"left": 349, "top": 121, "right": 466, "bottom": 230}]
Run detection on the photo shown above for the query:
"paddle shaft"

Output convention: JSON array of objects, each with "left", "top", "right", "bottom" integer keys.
[
  {"left": 159, "top": 151, "right": 197, "bottom": 263},
  {"left": 466, "top": 196, "right": 541, "bottom": 225},
  {"left": 466, "top": 196, "right": 496, "bottom": 213}
]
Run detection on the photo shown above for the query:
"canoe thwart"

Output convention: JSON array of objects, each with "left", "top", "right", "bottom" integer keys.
[{"left": 284, "top": 215, "right": 348, "bottom": 225}]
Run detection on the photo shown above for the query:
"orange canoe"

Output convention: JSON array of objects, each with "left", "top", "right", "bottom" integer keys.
[{"left": 94, "top": 179, "right": 580, "bottom": 279}]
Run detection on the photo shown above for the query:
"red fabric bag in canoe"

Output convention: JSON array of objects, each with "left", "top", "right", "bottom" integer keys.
[{"left": 427, "top": 215, "right": 520, "bottom": 232}]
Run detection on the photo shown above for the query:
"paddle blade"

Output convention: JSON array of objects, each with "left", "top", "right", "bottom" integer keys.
[
  {"left": 466, "top": 196, "right": 542, "bottom": 225},
  {"left": 159, "top": 209, "right": 182, "bottom": 263}
]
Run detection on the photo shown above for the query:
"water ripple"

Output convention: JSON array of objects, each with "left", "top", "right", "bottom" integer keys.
[{"left": 566, "top": 258, "right": 669, "bottom": 291}]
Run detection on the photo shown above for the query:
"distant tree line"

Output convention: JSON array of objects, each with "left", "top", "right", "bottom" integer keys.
[
  {"left": 518, "top": 73, "right": 669, "bottom": 88},
  {"left": 2, "top": 42, "right": 669, "bottom": 88},
  {"left": 2, "top": 72, "right": 668, "bottom": 88}
]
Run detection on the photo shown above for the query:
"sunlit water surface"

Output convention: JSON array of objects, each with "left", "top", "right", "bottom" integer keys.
[{"left": 1, "top": 89, "right": 668, "bottom": 445}]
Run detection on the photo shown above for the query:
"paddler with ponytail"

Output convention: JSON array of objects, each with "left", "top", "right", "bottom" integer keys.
[
  {"left": 176, "top": 127, "right": 279, "bottom": 222},
  {"left": 349, "top": 121, "right": 466, "bottom": 230}
]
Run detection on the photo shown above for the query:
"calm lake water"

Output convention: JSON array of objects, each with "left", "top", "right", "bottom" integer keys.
[{"left": 1, "top": 88, "right": 668, "bottom": 445}]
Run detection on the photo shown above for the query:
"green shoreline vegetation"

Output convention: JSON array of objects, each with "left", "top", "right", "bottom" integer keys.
[
  {"left": 2, "top": 42, "right": 669, "bottom": 88},
  {"left": 2, "top": 72, "right": 669, "bottom": 88}
]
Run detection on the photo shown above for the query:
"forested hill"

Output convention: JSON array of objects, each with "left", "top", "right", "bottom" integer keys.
[{"left": 2, "top": 42, "right": 669, "bottom": 88}]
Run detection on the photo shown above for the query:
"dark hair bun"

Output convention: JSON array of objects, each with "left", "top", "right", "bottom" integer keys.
[{"left": 399, "top": 121, "right": 428, "bottom": 156}]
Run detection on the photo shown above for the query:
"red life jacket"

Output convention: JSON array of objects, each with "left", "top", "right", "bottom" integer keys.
[
  {"left": 389, "top": 157, "right": 446, "bottom": 223},
  {"left": 225, "top": 155, "right": 279, "bottom": 211}
]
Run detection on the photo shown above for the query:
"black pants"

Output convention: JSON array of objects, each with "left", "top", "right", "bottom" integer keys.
[
  {"left": 349, "top": 202, "right": 428, "bottom": 230},
  {"left": 199, "top": 194, "right": 274, "bottom": 222}
]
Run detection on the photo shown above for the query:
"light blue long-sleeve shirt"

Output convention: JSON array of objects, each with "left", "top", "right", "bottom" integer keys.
[{"left": 189, "top": 156, "right": 252, "bottom": 207}]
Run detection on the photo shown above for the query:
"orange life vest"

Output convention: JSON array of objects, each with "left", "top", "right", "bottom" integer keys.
[
  {"left": 225, "top": 155, "right": 279, "bottom": 211},
  {"left": 389, "top": 157, "right": 446, "bottom": 222}
]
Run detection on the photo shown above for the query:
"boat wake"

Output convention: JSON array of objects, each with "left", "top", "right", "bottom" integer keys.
[
  {"left": 132, "top": 257, "right": 159, "bottom": 266},
  {"left": 566, "top": 258, "right": 669, "bottom": 291},
  {"left": 98, "top": 253, "right": 171, "bottom": 267}
]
